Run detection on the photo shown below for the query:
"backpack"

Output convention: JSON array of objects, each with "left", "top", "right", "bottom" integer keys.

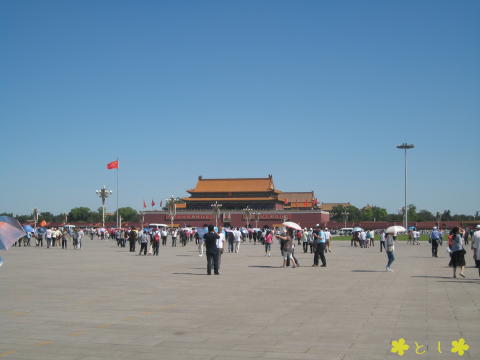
[{"left": 154, "top": 233, "right": 160, "bottom": 242}]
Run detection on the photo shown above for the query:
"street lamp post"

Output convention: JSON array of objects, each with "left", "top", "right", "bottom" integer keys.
[
  {"left": 396, "top": 142, "right": 414, "bottom": 229},
  {"left": 96, "top": 185, "right": 112, "bottom": 228},
  {"left": 168, "top": 195, "right": 177, "bottom": 228},
  {"left": 242, "top": 206, "right": 253, "bottom": 227},
  {"left": 341, "top": 209, "right": 349, "bottom": 228},
  {"left": 32, "top": 208, "right": 39, "bottom": 229},
  {"left": 253, "top": 211, "right": 261, "bottom": 228},
  {"left": 211, "top": 201, "right": 222, "bottom": 228}
]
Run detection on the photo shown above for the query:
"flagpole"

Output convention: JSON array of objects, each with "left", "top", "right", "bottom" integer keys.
[{"left": 116, "top": 158, "right": 119, "bottom": 229}]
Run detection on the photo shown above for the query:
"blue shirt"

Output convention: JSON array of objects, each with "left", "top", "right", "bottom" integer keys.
[{"left": 315, "top": 230, "right": 326, "bottom": 243}]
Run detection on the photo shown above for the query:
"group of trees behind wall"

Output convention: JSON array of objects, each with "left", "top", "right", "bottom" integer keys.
[
  {"left": 329, "top": 205, "right": 478, "bottom": 223},
  {"left": 1, "top": 207, "right": 140, "bottom": 224}
]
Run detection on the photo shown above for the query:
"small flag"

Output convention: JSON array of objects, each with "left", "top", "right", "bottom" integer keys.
[
  {"left": 151, "top": 200, "right": 156, "bottom": 207},
  {"left": 107, "top": 160, "right": 119, "bottom": 169},
  {"left": 40, "top": 220, "right": 47, "bottom": 227},
  {"left": 143, "top": 200, "right": 147, "bottom": 209}
]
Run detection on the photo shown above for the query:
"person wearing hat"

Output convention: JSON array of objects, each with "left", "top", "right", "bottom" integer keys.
[
  {"left": 471, "top": 225, "right": 480, "bottom": 276},
  {"left": 429, "top": 226, "right": 443, "bottom": 257}
]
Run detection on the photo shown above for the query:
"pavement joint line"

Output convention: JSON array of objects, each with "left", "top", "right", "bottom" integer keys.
[
  {"left": 67, "top": 331, "right": 85, "bottom": 336},
  {"left": 34, "top": 341, "right": 52, "bottom": 346},
  {"left": 0, "top": 350, "right": 16, "bottom": 357}
]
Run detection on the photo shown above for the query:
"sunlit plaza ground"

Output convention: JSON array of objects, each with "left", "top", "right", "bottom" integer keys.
[{"left": 1, "top": 239, "right": 479, "bottom": 360}]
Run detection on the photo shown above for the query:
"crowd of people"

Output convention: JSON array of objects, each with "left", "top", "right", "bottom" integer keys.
[{"left": 13, "top": 222, "right": 480, "bottom": 278}]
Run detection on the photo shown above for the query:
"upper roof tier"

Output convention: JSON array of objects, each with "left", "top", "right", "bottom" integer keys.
[{"left": 187, "top": 175, "right": 280, "bottom": 194}]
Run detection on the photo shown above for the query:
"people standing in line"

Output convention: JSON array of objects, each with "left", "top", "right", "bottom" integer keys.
[
  {"left": 312, "top": 226, "right": 326, "bottom": 267},
  {"left": 203, "top": 225, "right": 220, "bottom": 275},
  {"left": 264, "top": 230, "right": 273, "bottom": 256},
  {"left": 429, "top": 226, "right": 443, "bottom": 257},
  {"left": 161, "top": 228, "right": 168, "bottom": 246},
  {"left": 450, "top": 227, "right": 466, "bottom": 278},
  {"left": 380, "top": 231, "right": 386, "bottom": 252},
  {"left": 385, "top": 233, "right": 395, "bottom": 272},
  {"left": 324, "top": 228, "right": 332, "bottom": 252},
  {"left": 471, "top": 225, "right": 480, "bottom": 277}
]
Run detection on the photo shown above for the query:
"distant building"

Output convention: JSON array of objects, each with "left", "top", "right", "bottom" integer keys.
[
  {"left": 319, "top": 202, "right": 351, "bottom": 212},
  {"left": 143, "top": 175, "right": 329, "bottom": 227}
]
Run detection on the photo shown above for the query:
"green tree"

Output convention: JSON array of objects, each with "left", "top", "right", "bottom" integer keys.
[
  {"left": 68, "top": 207, "right": 92, "bottom": 222},
  {"left": 117, "top": 207, "right": 139, "bottom": 222},
  {"left": 416, "top": 210, "right": 435, "bottom": 222},
  {"left": 39, "top": 211, "right": 55, "bottom": 222},
  {"left": 407, "top": 204, "right": 417, "bottom": 222}
]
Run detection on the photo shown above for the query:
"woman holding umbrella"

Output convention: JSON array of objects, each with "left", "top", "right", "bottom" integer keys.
[{"left": 276, "top": 226, "right": 297, "bottom": 268}]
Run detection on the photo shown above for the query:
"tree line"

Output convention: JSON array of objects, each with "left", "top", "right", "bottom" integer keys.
[
  {"left": 1, "top": 207, "right": 140, "bottom": 224},
  {"left": 329, "top": 205, "right": 478, "bottom": 223}
]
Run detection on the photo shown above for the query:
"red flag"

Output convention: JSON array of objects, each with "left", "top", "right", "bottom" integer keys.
[
  {"left": 304, "top": 201, "right": 308, "bottom": 207},
  {"left": 151, "top": 200, "right": 156, "bottom": 207},
  {"left": 143, "top": 200, "right": 147, "bottom": 209},
  {"left": 107, "top": 160, "right": 119, "bottom": 169}
]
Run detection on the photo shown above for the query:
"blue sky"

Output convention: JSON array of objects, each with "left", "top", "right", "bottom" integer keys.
[{"left": 1, "top": 0, "right": 479, "bottom": 216}]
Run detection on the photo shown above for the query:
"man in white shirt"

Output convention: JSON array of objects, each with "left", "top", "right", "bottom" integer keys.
[
  {"left": 216, "top": 231, "right": 226, "bottom": 270},
  {"left": 324, "top": 228, "right": 332, "bottom": 252},
  {"left": 160, "top": 228, "right": 168, "bottom": 246},
  {"left": 46, "top": 228, "right": 52, "bottom": 248},
  {"left": 471, "top": 225, "right": 480, "bottom": 277},
  {"left": 233, "top": 228, "right": 242, "bottom": 253}
]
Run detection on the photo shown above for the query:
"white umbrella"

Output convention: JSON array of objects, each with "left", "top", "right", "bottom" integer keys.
[
  {"left": 282, "top": 221, "right": 302, "bottom": 231},
  {"left": 385, "top": 225, "right": 406, "bottom": 235}
]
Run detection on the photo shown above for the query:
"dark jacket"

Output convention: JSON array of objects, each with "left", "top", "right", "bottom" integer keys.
[{"left": 203, "top": 232, "right": 220, "bottom": 254}]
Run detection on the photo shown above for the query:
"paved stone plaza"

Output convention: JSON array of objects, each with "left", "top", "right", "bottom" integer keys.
[{"left": 1, "top": 239, "right": 479, "bottom": 360}]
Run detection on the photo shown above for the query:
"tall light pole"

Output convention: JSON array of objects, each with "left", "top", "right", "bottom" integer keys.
[
  {"left": 242, "top": 206, "right": 253, "bottom": 227},
  {"left": 168, "top": 195, "right": 177, "bottom": 228},
  {"left": 32, "top": 208, "right": 39, "bottom": 229},
  {"left": 211, "top": 201, "right": 222, "bottom": 228},
  {"left": 96, "top": 185, "right": 112, "bottom": 228},
  {"left": 342, "top": 209, "right": 349, "bottom": 228},
  {"left": 396, "top": 143, "right": 414, "bottom": 229}
]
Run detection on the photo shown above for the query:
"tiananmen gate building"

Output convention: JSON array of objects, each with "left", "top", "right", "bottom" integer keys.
[{"left": 143, "top": 175, "right": 329, "bottom": 228}]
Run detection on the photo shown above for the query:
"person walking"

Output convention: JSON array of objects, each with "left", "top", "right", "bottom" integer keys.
[
  {"left": 139, "top": 230, "right": 148, "bottom": 256},
  {"left": 264, "top": 230, "right": 273, "bottom": 256},
  {"left": 128, "top": 227, "right": 137, "bottom": 252},
  {"left": 471, "top": 225, "right": 480, "bottom": 277},
  {"left": 312, "top": 226, "right": 326, "bottom": 267},
  {"left": 302, "top": 229, "right": 309, "bottom": 253},
  {"left": 277, "top": 228, "right": 297, "bottom": 268},
  {"left": 385, "top": 233, "right": 395, "bottom": 272},
  {"left": 450, "top": 227, "right": 466, "bottom": 278},
  {"left": 216, "top": 230, "right": 226, "bottom": 270},
  {"left": 233, "top": 227, "right": 242, "bottom": 253},
  {"left": 429, "top": 226, "right": 442, "bottom": 257},
  {"left": 324, "top": 228, "right": 332, "bottom": 252},
  {"left": 152, "top": 228, "right": 160, "bottom": 256},
  {"left": 369, "top": 230, "right": 375, "bottom": 247},
  {"left": 380, "top": 231, "right": 386, "bottom": 252},
  {"left": 171, "top": 228, "right": 178, "bottom": 247},
  {"left": 161, "top": 228, "right": 168, "bottom": 246},
  {"left": 61, "top": 229, "right": 68, "bottom": 249},
  {"left": 203, "top": 225, "right": 220, "bottom": 275}
]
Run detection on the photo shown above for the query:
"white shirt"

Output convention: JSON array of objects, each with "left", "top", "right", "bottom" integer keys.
[
  {"left": 46, "top": 229, "right": 52, "bottom": 238},
  {"left": 216, "top": 233, "right": 225, "bottom": 249},
  {"left": 161, "top": 230, "right": 168, "bottom": 237},
  {"left": 324, "top": 231, "right": 331, "bottom": 240},
  {"left": 233, "top": 230, "right": 241, "bottom": 242}
]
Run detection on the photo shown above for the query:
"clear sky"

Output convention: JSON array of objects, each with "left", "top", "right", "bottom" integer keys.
[{"left": 1, "top": 0, "right": 479, "bottom": 216}]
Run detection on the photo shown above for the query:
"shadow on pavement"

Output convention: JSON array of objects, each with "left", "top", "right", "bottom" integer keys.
[
  {"left": 248, "top": 265, "right": 280, "bottom": 268},
  {"left": 411, "top": 275, "right": 455, "bottom": 279},
  {"left": 352, "top": 270, "right": 385, "bottom": 272},
  {"left": 172, "top": 272, "right": 208, "bottom": 276}
]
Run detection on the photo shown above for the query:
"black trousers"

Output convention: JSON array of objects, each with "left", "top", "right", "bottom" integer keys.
[
  {"left": 62, "top": 239, "right": 67, "bottom": 249},
  {"left": 432, "top": 242, "right": 438, "bottom": 257},
  {"left": 380, "top": 241, "right": 385, "bottom": 252},
  {"left": 153, "top": 241, "right": 159, "bottom": 255},
  {"left": 206, "top": 251, "right": 219, "bottom": 275},
  {"left": 162, "top": 237, "right": 167, "bottom": 246},
  {"left": 139, "top": 243, "right": 147, "bottom": 255},
  {"left": 303, "top": 242, "right": 308, "bottom": 253},
  {"left": 172, "top": 237, "right": 177, "bottom": 247},
  {"left": 314, "top": 243, "right": 326, "bottom": 266},
  {"left": 129, "top": 240, "right": 135, "bottom": 252},
  {"left": 228, "top": 239, "right": 234, "bottom": 252}
]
